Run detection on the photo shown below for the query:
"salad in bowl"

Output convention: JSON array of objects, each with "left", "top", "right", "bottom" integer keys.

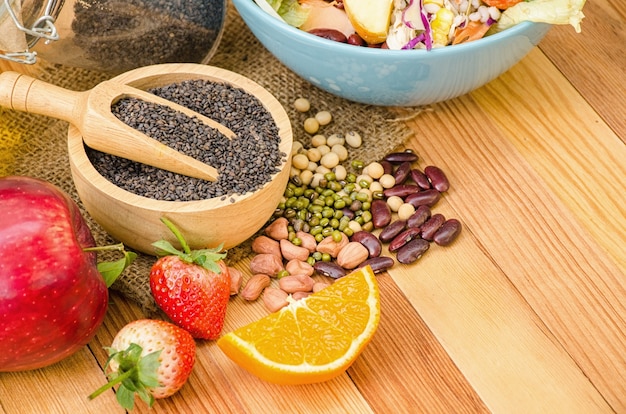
[{"left": 257, "top": 0, "right": 586, "bottom": 50}]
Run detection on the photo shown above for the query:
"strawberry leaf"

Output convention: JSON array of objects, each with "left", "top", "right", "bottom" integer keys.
[
  {"left": 89, "top": 343, "right": 161, "bottom": 410},
  {"left": 152, "top": 217, "right": 227, "bottom": 273},
  {"left": 137, "top": 350, "right": 161, "bottom": 388}
]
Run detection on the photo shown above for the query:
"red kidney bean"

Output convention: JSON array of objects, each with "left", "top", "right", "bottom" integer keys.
[
  {"left": 308, "top": 28, "right": 348, "bottom": 43},
  {"left": 383, "top": 150, "right": 418, "bottom": 164},
  {"left": 396, "top": 239, "right": 430, "bottom": 264},
  {"left": 420, "top": 213, "right": 446, "bottom": 241},
  {"left": 314, "top": 261, "right": 347, "bottom": 279},
  {"left": 410, "top": 168, "right": 432, "bottom": 190},
  {"left": 424, "top": 165, "right": 450, "bottom": 192},
  {"left": 371, "top": 199, "right": 392, "bottom": 228},
  {"left": 405, "top": 189, "right": 441, "bottom": 208},
  {"left": 357, "top": 256, "right": 395, "bottom": 273},
  {"left": 380, "top": 160, "right": 394, "bottom": 175},
  {"left": 433, "top": 218, "right": 462, "bottom": 246},
  {"left": 347, "top": 33, "right": 366, "bottom": 46},
  {"left": 393, "top": 161, "right": 412, "bottom": 185},
  {"left": 378, "top": 219, "right": 407, "bottom": 243},
  {"left": 351, "top": 231, "right": 382, "bottom": 257},
  {"left": 383, "top": 184, "right": 421, "bottom": 198},
  {"left": 407, "top": 205, "right": 431, "bottom": 228},
  {"left": 388, "top": 227, "right": 421, "bottom": 252}
]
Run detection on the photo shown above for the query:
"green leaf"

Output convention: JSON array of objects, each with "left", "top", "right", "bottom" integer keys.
[
  {"left": 137, "top": 350, "right": 162, "bottom": 388},
  {"left": 116, "top": 384, "right": 136, "bottom": 410},
  {"left": 98, "top": 250, "right": 137, "bottom": 287},
  {"left": 152, "top": 239, "right": 186, "bottom": 257},
  {"left": 152, "top": 217, "right": 228, "bottom": 272}
]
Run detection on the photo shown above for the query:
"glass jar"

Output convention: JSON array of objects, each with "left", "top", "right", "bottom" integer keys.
[{"left": 0, "top": 0, "right": 227, "bottom": 74}]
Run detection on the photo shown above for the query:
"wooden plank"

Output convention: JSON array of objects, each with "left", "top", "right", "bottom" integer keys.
[
  {"left": 388, "top": 49, "right": 624, "bottom": 410},
  {"left": 349, "top": 274, "right": 490, "bottom": 414},
  {"left": 468, "top": 47, "right": 626, "bottom": 411},
  {"left": 538, "top": 0, "right": 626, "bottom": 139},
  {"left": 0, "top": 347, "right": 123, "bottom": 413}
]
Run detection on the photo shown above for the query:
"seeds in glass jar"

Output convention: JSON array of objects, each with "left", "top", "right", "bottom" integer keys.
[{"left": 294, "top": 97, "right": 311, "bottom": 112}]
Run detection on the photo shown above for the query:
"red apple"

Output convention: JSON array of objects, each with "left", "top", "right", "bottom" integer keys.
[{"left": 0, "top": 176, "right": 108, "bottom": 371}]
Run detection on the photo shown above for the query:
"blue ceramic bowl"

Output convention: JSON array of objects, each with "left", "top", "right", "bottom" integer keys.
[{"left": 232, "top": 0, "right": 552, "bottom": 106}]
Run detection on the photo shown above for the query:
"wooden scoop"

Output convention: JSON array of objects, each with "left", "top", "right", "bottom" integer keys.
[{"left": 0, "top": 71, "right": 237, "bottom": 181}]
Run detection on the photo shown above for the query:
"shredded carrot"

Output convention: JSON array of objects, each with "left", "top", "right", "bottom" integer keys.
[{"left": 452, "top": 21, "right": 491, "bottom": 45}]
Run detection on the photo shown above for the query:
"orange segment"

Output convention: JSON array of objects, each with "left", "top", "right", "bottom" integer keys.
[{"left": 217, "top": 266, "right": 380, "bottom": 385}]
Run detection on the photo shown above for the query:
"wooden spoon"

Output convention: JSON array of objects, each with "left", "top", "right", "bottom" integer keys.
[{"left": 0, "top": 71, "right": 237, "bottom": 181}]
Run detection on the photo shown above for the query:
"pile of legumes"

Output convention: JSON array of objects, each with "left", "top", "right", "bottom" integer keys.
[
  {"left": 87, "top": 79, "right": 284, "bottom": 201},
  {"left": 234, "top": 98, "right": 462, "bottom": 312}
]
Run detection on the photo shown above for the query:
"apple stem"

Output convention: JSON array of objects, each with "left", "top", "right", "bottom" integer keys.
[
  {"left": 83, "top": 242, "right": 126, "bottom": 253},
  {"left": 160, "top": 217, "right": 192, "bottom": 255}
]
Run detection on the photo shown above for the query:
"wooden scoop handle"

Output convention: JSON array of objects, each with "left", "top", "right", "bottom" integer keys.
[{"left": 0, "top": 71, "right": 222, "bottom": 182}]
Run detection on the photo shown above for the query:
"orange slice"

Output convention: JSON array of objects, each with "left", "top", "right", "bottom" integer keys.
[{"left": 217, "top": 266, "right": 380, "bottom": 385}]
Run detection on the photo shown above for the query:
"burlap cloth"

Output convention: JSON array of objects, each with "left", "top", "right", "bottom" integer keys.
[{"left": 1, "top": 4, "right": 424, "bottom": 314}]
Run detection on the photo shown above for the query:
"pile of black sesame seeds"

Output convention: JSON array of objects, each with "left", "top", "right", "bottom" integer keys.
[{"left": 86, "top": 79, "right": 285, "bottom": 201}]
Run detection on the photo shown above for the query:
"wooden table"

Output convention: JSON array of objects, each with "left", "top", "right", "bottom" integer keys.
[{"left": 1, "top": 0, "right": 624, "bottom": 412}]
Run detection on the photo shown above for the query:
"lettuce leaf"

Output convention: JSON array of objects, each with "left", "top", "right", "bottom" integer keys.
[
  {"left": 261, "top": 0, "right": 311, "bottom": 27},
  {"left": 495, "top": 0, "right": 587, "bottom": 32}
]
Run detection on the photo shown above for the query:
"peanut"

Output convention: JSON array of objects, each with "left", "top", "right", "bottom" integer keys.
[
  {"left": 263, "top": 288, "right": 290, "bottom": 312},
  {"left": 316, "top": 233, "right": 348, "bottom": 258},
  {"left": 296, "top": 231, "right": 318, "bottom": 253},
  {"left": 251, "top": 235, "right": 281, "bottom": 258},
  {"left": 279, "top": 274, "right": 315, "bottom": 293},
  {"left": 291, "top": 291, "right": 311, "bottom": 301},
  {"left": 280, "top": 239, "right": 310, "bottom": 262},
  {"left": 228, "top": 266, "right": 243, "bottom": 295},
  {"left": 249, "top": 253, "right": 284, "bottom": 276},
  {"left": 336, "top": 241, "right": 369, "bottom": 269},
  {"left": 285, "top": 259, "right": 314, "bottom": 277},
  {"left": 265, "top": 217, "right": 289, "bottom": 240},
  {"left": 241, "top": 274, "right": 271, "bottom": 301}
]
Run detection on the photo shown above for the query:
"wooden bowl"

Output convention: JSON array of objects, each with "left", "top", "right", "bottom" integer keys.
[{"left": 68, "top": 63, "right": 292, "bottom": 255}]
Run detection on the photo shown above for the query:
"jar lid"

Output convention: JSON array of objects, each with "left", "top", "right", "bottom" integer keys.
[{"left": 0, "top": 0, "right": 60, "bottom": 64}]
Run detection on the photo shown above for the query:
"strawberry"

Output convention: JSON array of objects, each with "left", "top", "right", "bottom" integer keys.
[
  {"left": 89, "top": 319, "right": 196, "bottom": 410},
  {"left": 149, "top": 217, "right": 231, "bottom": 339}
]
